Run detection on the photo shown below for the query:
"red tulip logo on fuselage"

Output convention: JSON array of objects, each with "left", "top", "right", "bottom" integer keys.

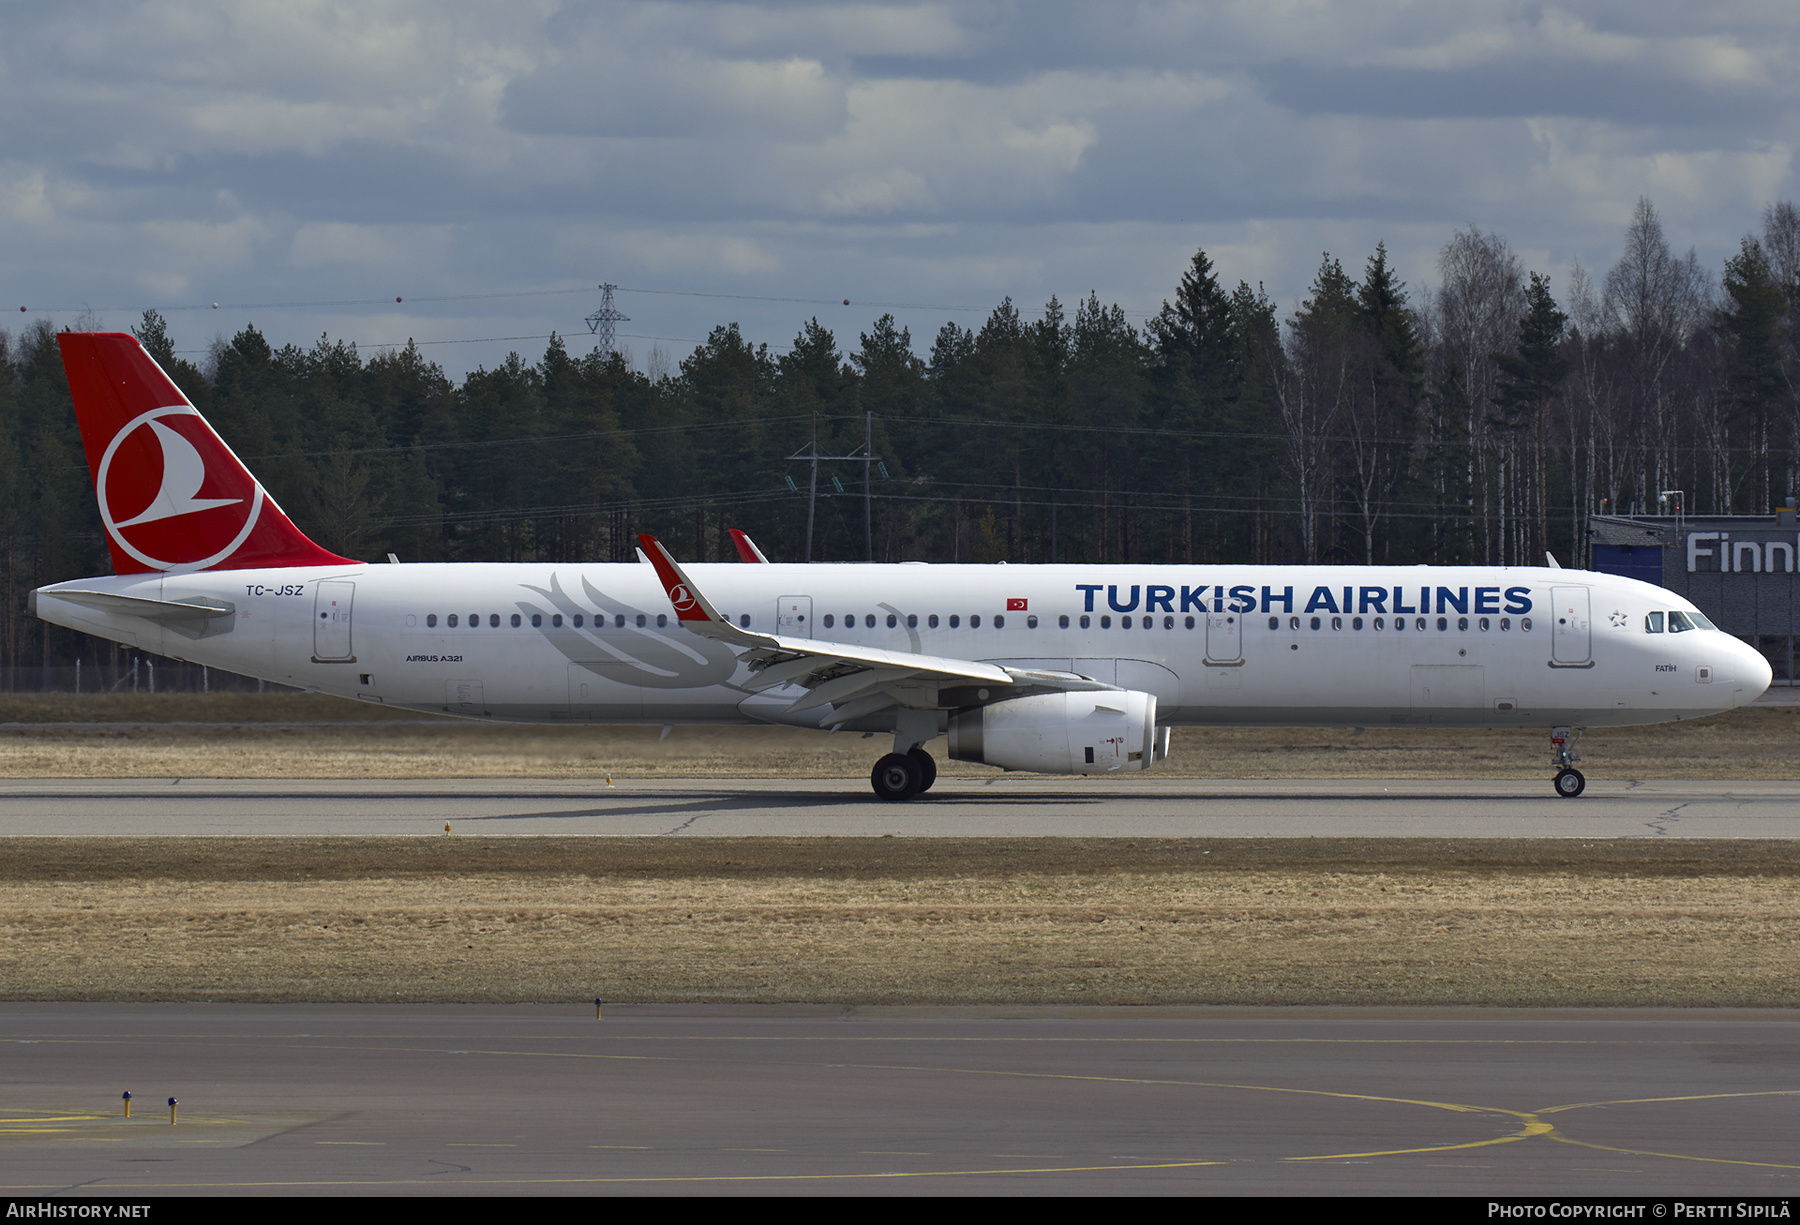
[{"left": 96, "top": 407, "right": 264, "bottom": 572}]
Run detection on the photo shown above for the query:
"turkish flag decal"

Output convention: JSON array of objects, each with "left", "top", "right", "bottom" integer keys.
[{"left": 1006, "top": 598, "right": 1028, "bottom": 611}]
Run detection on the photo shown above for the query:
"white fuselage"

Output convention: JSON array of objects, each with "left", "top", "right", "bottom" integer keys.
[{"left": 34, "top": 561, "right": 1772, "bottom": 732}]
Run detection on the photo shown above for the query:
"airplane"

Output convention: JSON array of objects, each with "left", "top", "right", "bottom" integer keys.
[{"left": 31, "top": 332, "right": 1774, "bottom": 801}]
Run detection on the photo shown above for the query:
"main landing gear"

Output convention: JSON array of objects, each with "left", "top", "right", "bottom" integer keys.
[
  {"left": 871, "top": 747, "right": 937, "bottom": 802},
  {"left": 1550, "top": 725, "right": 1586, "bottom": 798}
]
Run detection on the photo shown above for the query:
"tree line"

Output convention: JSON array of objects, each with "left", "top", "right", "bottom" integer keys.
[{"left": 3, "top": 195, "right": 1797, "bottom": 677}]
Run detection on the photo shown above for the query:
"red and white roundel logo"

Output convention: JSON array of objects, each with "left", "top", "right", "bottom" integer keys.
[
  {"left": 95, "top": 407, "right": 264, "bottom": 572},
  {"left": 669, "top": 583, "right": 698, "bottom": 612}
]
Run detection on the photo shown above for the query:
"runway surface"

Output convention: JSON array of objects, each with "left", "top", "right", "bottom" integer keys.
[
  {"left": 1, "top": 776, "right": 1797, "bottom": 837},
  {"left": 1, "top": 1004, "right": 1796, "bottom": 1197}
]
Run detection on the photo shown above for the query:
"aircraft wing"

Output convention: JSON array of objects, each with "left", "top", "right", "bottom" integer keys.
[{"left": 638, "top": 534, "right": 1107, "bottom": 726}]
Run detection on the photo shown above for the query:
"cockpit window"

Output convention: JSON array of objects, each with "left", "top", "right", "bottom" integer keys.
[
  {"left": 1668, "top": 611, "right": 1698, "bottom": 633},
  {"left": 1645, "top": 611, "right": 1664, "bottom": 633}
]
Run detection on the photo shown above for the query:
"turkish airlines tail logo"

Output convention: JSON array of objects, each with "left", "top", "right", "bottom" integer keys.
[
  {"left": 111, "top": 418, "right": 243, "bottom": 527},
  {"left": 58, "top": 333, "right": 355, "bottom": 574}
]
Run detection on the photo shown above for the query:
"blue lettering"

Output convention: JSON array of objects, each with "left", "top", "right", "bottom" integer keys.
[
  {"left": 1147, "top": 585, "right": 1176, "bottom": 613},
  {"left": 1229, "top": 584, "right": 1256, "bottom": 614},
  {"left": 1393, "top": 586, "right": 1417, "bottom": 615},
  {"left": 1504, "top": 586, "right": 1533, "bottom": 614},
  {"left": 1436, "top": 586, "right": 1468, "bottom": 614},
  {"left": 1359, "top": 586, "right": 1387, "bottom": 614},
  {"left": 1474, "top": 587, "right": 1500, "bottom": 614},
  {"left": 1108, "top": 584, "right": 1141, "bottom": 613},
  {"left": 1076, "top": 584, "right": 1102, "bottom": 612},
  {"left": 1303, "top": 586, "right": 1339, "bottom": 614},
  {"left": 1180, "top": 585, "right": 1208, "bottom": 613},
  {"left": 1262, "top": 585, "right": 1294, "bottom": 614}
]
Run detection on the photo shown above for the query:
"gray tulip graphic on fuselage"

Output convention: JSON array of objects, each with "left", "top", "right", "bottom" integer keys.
[{"left": 521, "top": 574, "right": 742, "bottom": 690}]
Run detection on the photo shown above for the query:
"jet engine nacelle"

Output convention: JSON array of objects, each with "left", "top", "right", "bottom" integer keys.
[{"left": 947, "top": 690, "right": 1159, "bottom": 775}]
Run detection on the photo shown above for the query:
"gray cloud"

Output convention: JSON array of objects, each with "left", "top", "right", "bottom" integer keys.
[{"left": 0, "top": 1, "right": 1795, "bottom": 379}]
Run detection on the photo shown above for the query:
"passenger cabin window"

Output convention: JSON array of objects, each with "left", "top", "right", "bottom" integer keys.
[
  {"left": 1079, "top": 615, "right": 1089, "bottom": 629},
  {"left": 427, "top": 614, "right": 438, "bottom": 627},
  {"left": 929, "top": 614, "right": 940, "bottom": 628},
  {"left": 1028, "top": 615, "right": 1039, "bottom": 628},
  {"left": 823, "top": 614, "right": 834, "bottom": 628},
  {"left": 1059, "top": 614, "right": 1070, "bottom": 628}
]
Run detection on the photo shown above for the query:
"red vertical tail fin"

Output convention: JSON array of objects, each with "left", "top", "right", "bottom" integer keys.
[{"left": 58, "top": 332, "right": 354, "bottom": 574}]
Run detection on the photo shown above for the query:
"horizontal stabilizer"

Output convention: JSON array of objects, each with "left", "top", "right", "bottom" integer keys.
[{"left": 32, "top": 589, "right": 236, "bottom": 623}]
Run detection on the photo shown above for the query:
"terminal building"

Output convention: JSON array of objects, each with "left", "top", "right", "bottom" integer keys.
[{"left": 1589, "top": 510, "right": 1800, "bottom": 687}]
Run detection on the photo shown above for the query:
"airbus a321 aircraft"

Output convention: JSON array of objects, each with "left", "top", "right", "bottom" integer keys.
[{"left": 32, "top": 333, "right": 1773, "bottom": 800}]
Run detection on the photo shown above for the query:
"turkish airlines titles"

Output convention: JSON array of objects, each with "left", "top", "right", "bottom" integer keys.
[{"left": 1074, "top": 582, "right": 1535, "bottom": 617}]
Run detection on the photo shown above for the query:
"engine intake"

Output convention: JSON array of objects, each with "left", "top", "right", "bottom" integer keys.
[{"left": 948, "top": 690, "right": 1159, "bottom": 775}]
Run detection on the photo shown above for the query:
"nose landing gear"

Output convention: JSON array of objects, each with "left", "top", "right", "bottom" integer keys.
[{"left": 1551, "top": 726, "right": 1586, "bottom": 798}]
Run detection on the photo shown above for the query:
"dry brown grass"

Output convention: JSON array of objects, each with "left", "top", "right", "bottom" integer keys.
[
  {"left": 0, "top": 694, "right": 1796, "bottom": 779},
  {"left": 3, "top": 837, "right": 1795, "bottom": 1007}
]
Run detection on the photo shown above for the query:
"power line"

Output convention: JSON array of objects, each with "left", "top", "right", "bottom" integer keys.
[{"left": 18, "top": 280, "right": 1154, "bottom": 324}]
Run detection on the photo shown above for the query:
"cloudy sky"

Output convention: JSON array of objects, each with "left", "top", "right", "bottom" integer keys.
[{"left": 4, "top": 1, "right": 1796, "bottom": 378}]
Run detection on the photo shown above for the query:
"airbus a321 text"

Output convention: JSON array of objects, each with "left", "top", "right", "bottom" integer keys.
[{"left": 32, "top": 333, "right": 1773, "bottom": 800}]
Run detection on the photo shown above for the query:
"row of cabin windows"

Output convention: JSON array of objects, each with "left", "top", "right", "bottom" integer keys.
[
  {"left": 423, "top": 612, "right": 756, "bottom": 630},
  {"left": 406, "top": 609, "right": 1711, "bottom": 637},
  {"left": 1272, "top": 614, "right": 1533, "bottom": 633},
  {"left": 419, "top": 611, "right": 1218, "bottom": 632},
  {"left": 820, "top": 613, "right": 1212, "bottom": 631}
]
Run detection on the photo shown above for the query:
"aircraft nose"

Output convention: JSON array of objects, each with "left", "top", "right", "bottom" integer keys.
[{"left": 1735, "top": 637, "right": 1773, "bottom": 703}]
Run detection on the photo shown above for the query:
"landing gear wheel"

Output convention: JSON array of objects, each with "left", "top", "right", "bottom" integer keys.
[
  {"left": 907, "top": 747, "right": 937, "bottom": 794},
  {"left": 1554, "top": 768, "right": 1586, "bottom": 798},
  {"left": 871, "top": 752, "right": 923, "bottom": 802}
]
